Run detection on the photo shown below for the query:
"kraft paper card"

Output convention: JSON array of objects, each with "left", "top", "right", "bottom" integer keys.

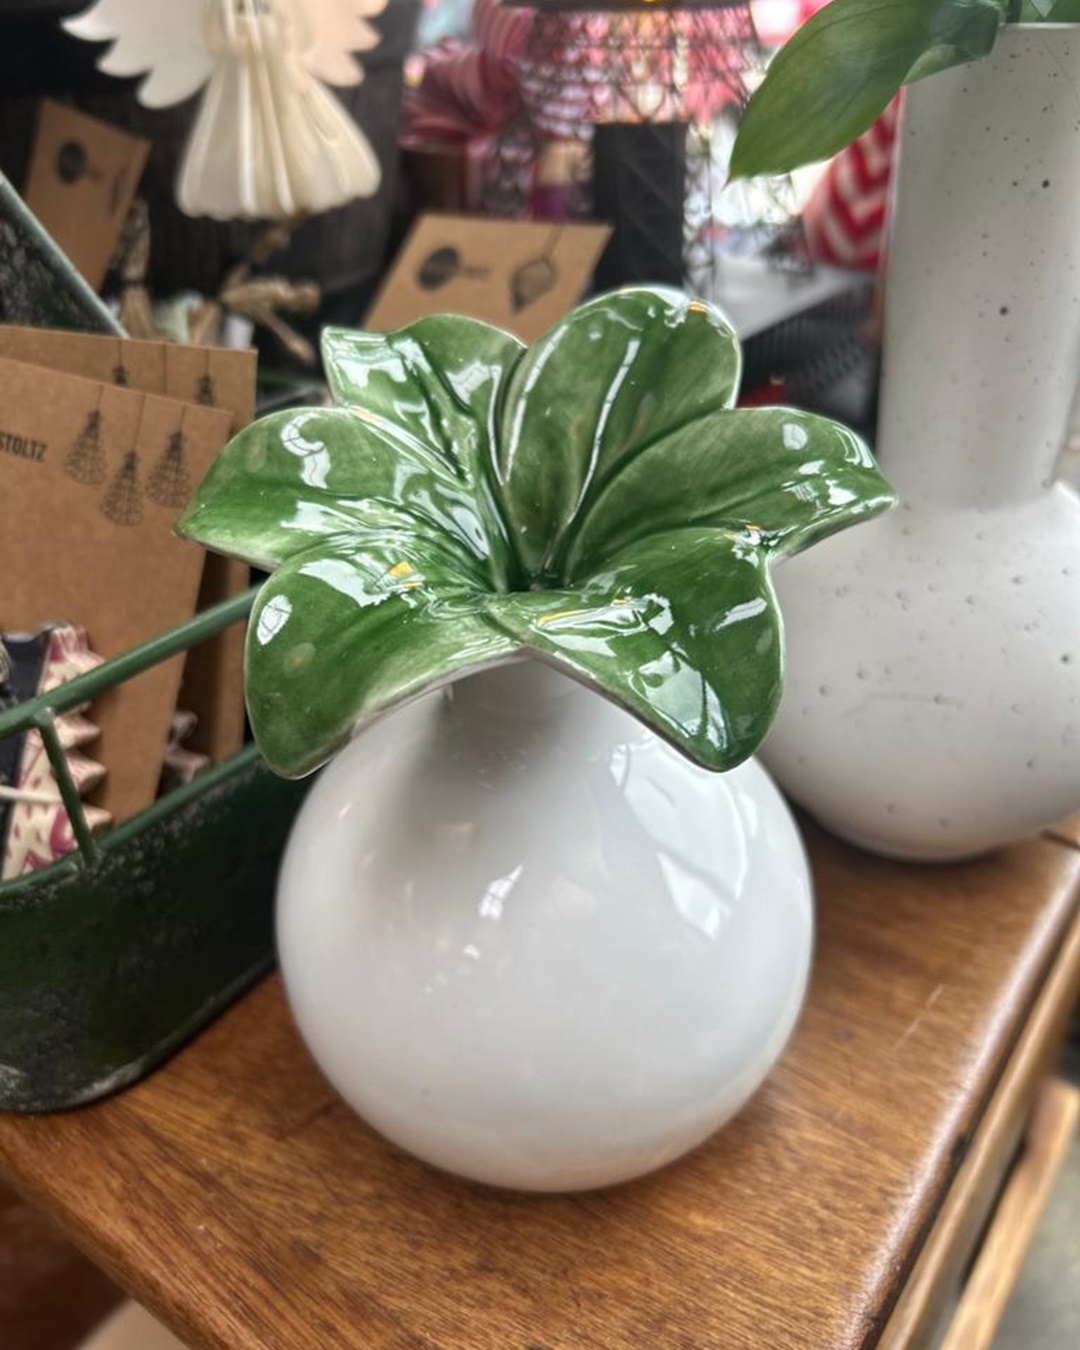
[
  {"left": 365, "top": 214, "right": 611, "bottom": 342},
  {"left": 0, "top": 328, "right": 256, "bottom": 427},
  {"left": 0, "top": 326, "right": 256, "bottom": 763},
  {"left": 24, "top": 101, "right": 150, "bottom": 292},
  {"left": 0, "top": 357, "right": 233, "bottom": 822}
]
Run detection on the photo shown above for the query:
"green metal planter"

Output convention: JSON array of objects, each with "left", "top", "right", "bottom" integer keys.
[{"left": 0, "top": 590, "right": 312, "bottom": 1112}]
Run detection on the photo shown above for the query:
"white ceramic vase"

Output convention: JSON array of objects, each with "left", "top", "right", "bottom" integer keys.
[
  {"left": 277, "top": 662, "right": 813, "bottom": 1192},
  {"left": 762, "top": 26, "right": 1080, "bottom": 861}
]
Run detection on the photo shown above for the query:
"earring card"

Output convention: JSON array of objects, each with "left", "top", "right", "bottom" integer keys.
[
  {"left": 364, "top": 213, "right": 612, "bottom": 342},
  {"left": 0, "top": 357, "right": 233, "bottom": 822},
  {"left": 0, "top": 326, "right": 256, "bottom": 765},
  {"left": 23, "top": 101, "right": 150, "bottom": 293},
  {"left": 0, "top": 327, "right": 257, "bottom": 428}
]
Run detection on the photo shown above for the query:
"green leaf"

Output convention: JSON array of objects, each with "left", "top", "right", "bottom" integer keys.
[
  {"left": 176, "top": 404, "right": 507, "bottom": 589},
  {"left": 493, "top": 288, "right": 741, "bottom": 583},
  {"left": 729, "top": 0, "right": 1003, "bottom": 180},
  {"left": 245, "top": 526, "right": 518, "bottom": 776},
  {"left": 563, "top": 407, "right": 895, "bottom": 579},
  {"left": 484, "top": 529, "right": 782, "bottom": 772}
]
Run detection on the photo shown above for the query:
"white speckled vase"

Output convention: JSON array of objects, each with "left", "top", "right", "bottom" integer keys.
[
  {"left": 762, "top": 27, "right": 1080, "bottom": 861},
  {"left": 277, "top": 663, "right": 813, "bottom": 1192}
]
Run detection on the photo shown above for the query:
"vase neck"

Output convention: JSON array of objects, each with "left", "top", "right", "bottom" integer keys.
[
  {"left": 876, "top": 27, "right": 1080, "bottom": 510},
  {"left": 446, "top": 659, "right": 580, "bottom": 721}
]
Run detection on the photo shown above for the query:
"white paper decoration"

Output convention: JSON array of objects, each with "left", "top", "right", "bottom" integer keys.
[{"left": 64, "top": 0, "right": 388, "bottom": 221}]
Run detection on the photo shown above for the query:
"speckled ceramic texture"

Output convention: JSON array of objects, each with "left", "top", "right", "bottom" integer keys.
[
  {"left": 278, "top": 662, "right": 813, "bottom": 1191},
  {"left": 764, "top": 27, "right": 1080, "bottom": 860},
  {"left": 178, "top": 287, "right": 895, "bottom": 781}
]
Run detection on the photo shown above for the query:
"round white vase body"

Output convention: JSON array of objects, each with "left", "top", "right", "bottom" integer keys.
[
  {"left": 277, "top": 664, "right": 813, "bottom": 1192},
  {"left": 763, "top": 28, "right": 1080, "bottom": 861}
]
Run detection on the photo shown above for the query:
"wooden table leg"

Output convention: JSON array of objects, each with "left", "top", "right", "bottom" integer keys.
[
  {"left": 0, "top": 1182, "right": 121, "bottom": 1350},
  {"left": 938, "top": 1078, "right": 1080, "bottom": 1350}
]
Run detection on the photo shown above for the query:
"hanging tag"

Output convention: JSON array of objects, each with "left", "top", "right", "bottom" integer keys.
[
  {"left": 0, "top": 357, "right": 233, "bottom": 822},
  {"left": 0, "top": 325, "right": 256, "bottom": 427},
  {"left": 23, "top": 100, "right": 150, "bottom": 292},
  {"left": 0, "top": 325, "right": 257, "bottom": 764},
  {"left": 365, "top": 214, "right": 612, "bottom": 342}
]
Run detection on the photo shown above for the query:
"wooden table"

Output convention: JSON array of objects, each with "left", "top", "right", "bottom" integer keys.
[{"left": 1, "top": 820, "right": 1079, "bottom": 1350}]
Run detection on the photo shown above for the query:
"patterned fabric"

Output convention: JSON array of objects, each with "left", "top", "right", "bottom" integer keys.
[
  {"left": 402, "top": 0, "right": 534, "bottom": 145},
  {"left": 803, "top": 97, "right": 901, "bottom": 271},
  {"left": 1, "top": 625, "right": 111, "bottom": 880}
]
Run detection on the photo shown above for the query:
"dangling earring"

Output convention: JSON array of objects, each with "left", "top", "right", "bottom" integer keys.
[
  {"left": 147, "top": 422, "right": 191, "bottom": 509},
  {"left": 196, "top": 350, "right": 216, "bottom": 406},
  {"left": 101, "top": 400, "right": 145, "bottom": 527},
  {"left": 112, "top": 337, "right": 129, "bottom": 387},
  {"left": 101, "top": 450, "right": 144, "bottom": 526},
  {"left": 66, "top": 405, "right": 106, "bottom": 485}
]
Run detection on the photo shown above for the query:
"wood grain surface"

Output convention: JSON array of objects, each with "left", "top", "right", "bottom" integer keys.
[
  {"left": 1, "top": 822, "right": 1078, "bottom": 1350},
  {"left": 879, "top": 897, "right": 1080, "bottom": 1349},
  {"left": 0, "top": 1182, "right": 119, "bottom": 1350}
]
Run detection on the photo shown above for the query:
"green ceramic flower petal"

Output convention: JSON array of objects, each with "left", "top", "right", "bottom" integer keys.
[
  {"left": 494, "top": 288, "right": 742, "bottom": 583},
  {"left": 176, "top": 405, "right": 509, "bottom": 589},
  {"left": 484, "top": 528, "right": 782, "bottom": 772},
  {"left": 322, "top": 315, "right": 524, "bottom": 480},
  {"left": 245, "top": 528, "right": 519, "bottom": 777},
  {"left": 175, "top": 286, "right": 897, "bottom": 782},
  {"left": 321, "top": 316, "right": 525, "bottom": 586},
  {"left": 562, "top": 406, "right": 896, "bottom": 580}
]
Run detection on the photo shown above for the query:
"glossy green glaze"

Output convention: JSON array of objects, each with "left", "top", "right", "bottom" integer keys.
[
  {"left": 0, "top": 745, "right": 311, "bottom": 1111},
  {"left": 0, "top": 597, "right": 311, "bottom": 1112},
  {"left": 177, "top": 287, "right": 896, "bottom": 778}
]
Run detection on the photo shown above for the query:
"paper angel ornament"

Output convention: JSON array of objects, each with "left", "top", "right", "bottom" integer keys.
[{"left": 64, "top": 0, "right": 388, "bottom": 221}]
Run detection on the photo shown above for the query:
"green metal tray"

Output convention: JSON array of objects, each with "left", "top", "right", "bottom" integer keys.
[{"left": 0, "top": 591, "right": 312, "bottom": 1112}]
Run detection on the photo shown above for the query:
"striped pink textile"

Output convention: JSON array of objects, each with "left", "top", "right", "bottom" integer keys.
[
  {"left": 402, "top": 0, "right": 534, "bottom": 145},
  {"left": 802, "top": 96, "right": 901, "bottom": 270}
]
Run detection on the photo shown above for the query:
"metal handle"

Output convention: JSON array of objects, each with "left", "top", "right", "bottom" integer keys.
[{"left": 0, "top": 586, "right": 258, "bottom": 868}]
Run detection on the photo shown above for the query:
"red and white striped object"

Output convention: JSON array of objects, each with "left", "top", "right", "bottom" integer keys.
[{"left": 802, "top": 97, "right": 901, "bottom": 271}]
